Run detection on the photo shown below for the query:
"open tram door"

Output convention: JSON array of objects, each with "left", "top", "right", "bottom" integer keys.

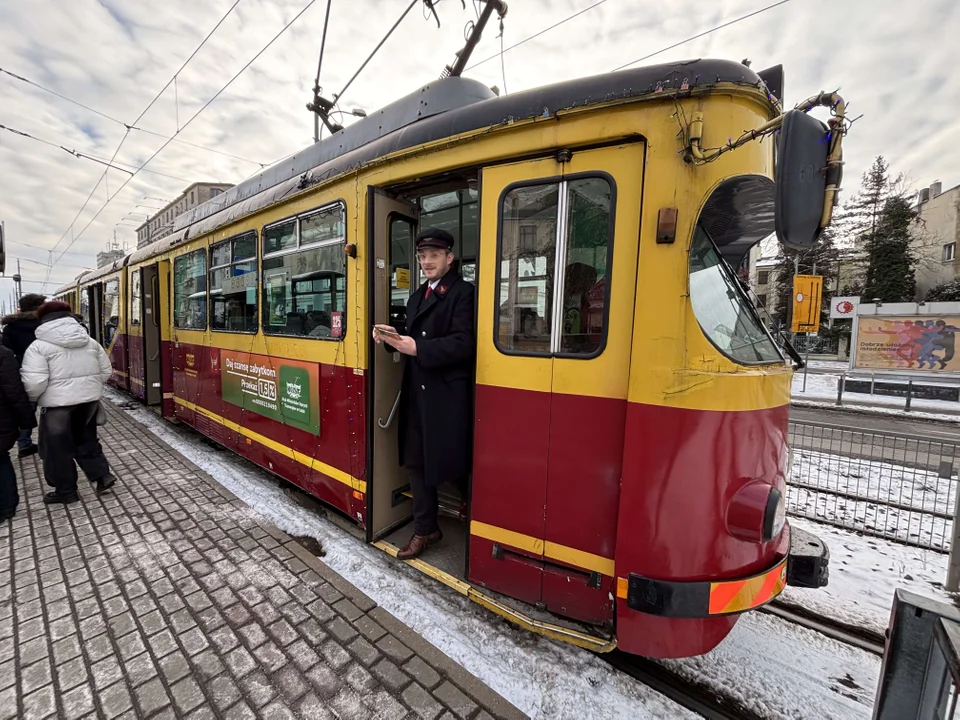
[{"left": 367, "top": 189, "right": 419, "bottom": 540}]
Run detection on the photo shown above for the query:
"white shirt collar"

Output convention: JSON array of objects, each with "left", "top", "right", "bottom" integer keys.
[{"left": 428, "top": 279, "right": 440, "bottom": 290}]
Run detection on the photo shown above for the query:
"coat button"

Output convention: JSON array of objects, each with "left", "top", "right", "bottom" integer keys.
[
  {"left": 421, "top": 385, "right": 425, "bottom": 390},
  {"left": 421, "top": 331, "right": 426, "bottom": 337}
]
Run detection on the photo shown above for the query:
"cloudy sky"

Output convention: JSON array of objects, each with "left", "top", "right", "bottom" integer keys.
[{"left": 0, "top": 0, "right": 956, "bottom": 299}]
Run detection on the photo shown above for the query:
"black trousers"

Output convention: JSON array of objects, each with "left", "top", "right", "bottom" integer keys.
[
  {"left": 408, "top": 467, "right": 439, "bottom": 536},
  {"left": 39, "top": 402, "right": 110, "bottom": 496},
  {"left": 0, "top": 451, "right": 18, "bottom": 515}
]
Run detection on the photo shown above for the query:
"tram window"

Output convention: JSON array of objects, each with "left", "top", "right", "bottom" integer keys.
[
  {"left": 210, "top": 232, "right": 258, "bottom": 334},
  {"left": 130, "top": 272, "right": 142, "bottom": 327},
  {"left": 560, "top": 178, "right": 612, "bottom": 356},
  {"left": 262, "top": 201, "right": 346, "bottom": 340},
  {"left": 173, "top": 249, "right": 207, "bottom": 330},
  {"left": 103, "top": 279, "right": 120, "bottom": 348},
  {"left": 497, "top": 183, "right": 558, "bottom": 354},
  {"left": 497, "top": 177, "right": 613, "bottom": 357},
  {"left": 689, "top": 225, "right": 781, "bottom": 364}
]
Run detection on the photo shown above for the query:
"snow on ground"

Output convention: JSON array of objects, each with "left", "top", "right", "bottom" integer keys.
[
  {"left": 110, "top": 390, "right": 882, "bottom": 720},
  {"left": 666, "top": 612, "right": 879, "bottom": 720},
  {"left": 782, "top": 517, "right": 954, "bottom": 636},
  {"left": 792, "top": 372, "right": 960, "bottom": 421},
  {"left": 788, "top": 449, "right": 955, "bottom": 550}
]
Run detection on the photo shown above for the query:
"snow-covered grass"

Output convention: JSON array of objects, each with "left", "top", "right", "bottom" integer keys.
[
  {"left": 789, "top": 449, "right": 955, "bottom": 550},
  {"left": 109, "top": 390, "right": 884, "bottom": 719}
]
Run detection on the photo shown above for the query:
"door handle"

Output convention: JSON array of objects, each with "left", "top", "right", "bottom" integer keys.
[{"left": 378, "top": 389, "right": 402, "bottom": 429}]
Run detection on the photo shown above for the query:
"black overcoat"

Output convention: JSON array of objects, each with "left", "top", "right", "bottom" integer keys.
[
  {"left": 0, "top": 346, "right": 36, "bottom": 453},
  {"left": 389, "top": 270, "right": 475, "bottom": 488}
]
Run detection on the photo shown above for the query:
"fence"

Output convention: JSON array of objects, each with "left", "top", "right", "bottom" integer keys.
[
  {"left": 786, "top": 420, "right": 960, "bottom": 553},
  {"left": 791, "top": 334, "right": 843, "bottom": 356}
]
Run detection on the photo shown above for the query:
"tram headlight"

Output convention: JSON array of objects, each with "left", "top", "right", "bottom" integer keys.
[{"left": 725, "top": 482, "right": 786, "bottom": 543}]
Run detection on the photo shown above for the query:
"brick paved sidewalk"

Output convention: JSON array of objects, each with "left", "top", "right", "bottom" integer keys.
[{"left": 0, "top": 404, "right": 526, "bottom": 720}]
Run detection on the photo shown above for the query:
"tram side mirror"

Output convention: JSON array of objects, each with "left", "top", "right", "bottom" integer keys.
[{"left": 775, "top": 109, "right": 831, "bottom": 251}]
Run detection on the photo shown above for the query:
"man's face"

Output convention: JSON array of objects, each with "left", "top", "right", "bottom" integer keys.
[{"left": 417, "top": 247, "right": 454, "bottom": 282}]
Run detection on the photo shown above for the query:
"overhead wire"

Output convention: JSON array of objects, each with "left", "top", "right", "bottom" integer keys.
[
  {"left": 0, "top": 67, "right": 266, "bottom": 167},
  {"left": 333, "top": 0, "right": 420, "bottom": 105},
  {"left": 50, "top": 0, "right": 322, "bottom": 268},
  {"left": 464, "top": 0, "right": 611, "bottom": 72},
  {"left": 0, "top": 123, "right": 195, "bottom": 183},
  {"left": 46, "top": 0, "right": 244, "bottom": 263},
  {"left": 612, "top": 0, "right": 793, "bottom": 71}
]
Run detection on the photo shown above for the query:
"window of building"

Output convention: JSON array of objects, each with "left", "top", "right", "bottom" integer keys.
[
  {"left": 190, "top": 190, "right": 195, "bottom": 205},
  {"left": 758, "top": 270, "right": 770, "bottom": 285},
  {"left": 130, "top": 271, "right": 142, "bottom": 327},
  {"left": 262, "top": 201, "right": 346, "bottom": 339},
  {"left": 174, "top": 249, "right": 207, "bottom": 330},
  {"left": 944, "top": 243, "right": 956, "bottom": 262},
  {"left": 496, "top": 176, "right": 613, "bottom": 357},
  {"left": 689, "top": 225, "right": 781, "bottom": 364},
  {"left": 210, "top": 232, "right": 258, "bottom": 333},
  {"left": 756, "top": 294, "right": 767, "bottom": 308},
  {"left": 103, "top": 279, "right": 121, "bottom": 348},
  {"left": 211, "top": 188, "right": 221, "bottom": 198}
]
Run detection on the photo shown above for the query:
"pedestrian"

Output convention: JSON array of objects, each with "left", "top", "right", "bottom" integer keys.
[
  {"left": 0, "top": 344, "right": 37, "bottom": 522},
  {"left": 20, "top": 300, "right": 116, "bottom": 504},
  {"left": 373, "top": 227, "right": 475, "bottom": 560},
  {"left": 1, "top": 293, "right": 45, "bottom": 457}
]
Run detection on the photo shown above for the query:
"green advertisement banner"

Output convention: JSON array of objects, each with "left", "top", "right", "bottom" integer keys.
[{"left": 220, "top": 350, "right": 320, "bottom": 435}]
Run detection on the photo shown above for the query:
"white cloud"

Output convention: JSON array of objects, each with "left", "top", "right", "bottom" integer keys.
[{"left": 0, "top": 0, "right": 956, "bottom": 296}]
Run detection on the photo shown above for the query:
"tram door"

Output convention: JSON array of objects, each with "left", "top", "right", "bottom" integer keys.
[
  {"left": 470, "top": 146, "right": 644, "bottom": 621},
  {"left": 368, "top": 189, "right": 419, "bottom": 540},
  {"left": 142, "top": 265, "right": 163, "bottom": 406}
]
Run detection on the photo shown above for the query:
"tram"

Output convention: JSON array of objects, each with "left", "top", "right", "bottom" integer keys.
[{"left": 53, "top": 57, "right": 845, "bottom": 659}]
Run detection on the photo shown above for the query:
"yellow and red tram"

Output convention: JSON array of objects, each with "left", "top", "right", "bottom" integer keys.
[{"left": 53, "top": 58, "right": 845, "bottom": 658}]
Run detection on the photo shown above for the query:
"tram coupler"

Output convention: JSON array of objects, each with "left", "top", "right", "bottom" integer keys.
[{"left": 786, "top": 525, "right": 830, "bottom": 588}]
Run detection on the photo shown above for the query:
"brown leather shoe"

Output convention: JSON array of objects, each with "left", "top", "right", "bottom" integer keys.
[{"left": 397, "top": 530, "right": 442, "bottom": 560}]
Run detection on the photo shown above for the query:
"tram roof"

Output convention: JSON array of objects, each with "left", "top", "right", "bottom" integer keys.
[{"left": 130, "top": 58, "right": 771, "bottom": 264}]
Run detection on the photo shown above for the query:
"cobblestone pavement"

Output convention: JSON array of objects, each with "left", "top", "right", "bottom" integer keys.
[{"left": 0, "top": 404, "right": 526, "bottom": 720}]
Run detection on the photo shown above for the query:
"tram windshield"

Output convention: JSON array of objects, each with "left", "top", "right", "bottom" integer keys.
[{"left": 689, "top": 225, "right": 782, "bottom": 364}]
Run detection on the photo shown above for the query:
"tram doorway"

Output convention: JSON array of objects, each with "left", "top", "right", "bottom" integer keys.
[{"left": 367, "top": 176, "right": 481, "bottom": 578}]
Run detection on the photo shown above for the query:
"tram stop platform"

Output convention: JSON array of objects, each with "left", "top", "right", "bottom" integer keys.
[{"left": 0, "top": 403, "right": 525, "bottom": 720}]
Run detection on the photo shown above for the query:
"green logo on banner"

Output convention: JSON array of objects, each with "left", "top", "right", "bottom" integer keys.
[{"left": 221, "top": 353, "right": 320, "bottom": 435}]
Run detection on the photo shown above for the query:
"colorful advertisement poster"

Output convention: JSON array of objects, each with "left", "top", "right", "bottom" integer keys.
[
  {"left": 854, "top": 316, "right": 960, "bottom": 372},
  {"left": 220, "top": 350, "right": 320, "bottom": 434}
]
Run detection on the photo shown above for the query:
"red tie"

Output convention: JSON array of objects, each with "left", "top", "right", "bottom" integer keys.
[{"left": 425, "top": 285, "right": 433, "bottom": 299}]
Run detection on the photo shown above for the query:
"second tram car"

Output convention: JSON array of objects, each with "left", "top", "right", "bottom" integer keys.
[{"left": 52, "top": 57, "right": 843, "bottom": 658}]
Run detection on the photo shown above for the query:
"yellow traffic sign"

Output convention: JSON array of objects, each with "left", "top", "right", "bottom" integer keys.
[{"left": 791, "top": 275, "right": 823, "bottom": 334}]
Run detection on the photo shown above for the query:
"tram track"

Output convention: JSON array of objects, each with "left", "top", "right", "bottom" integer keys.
[
  {"left": 605, "top": 652, "right": 766, "bottom": 720},
  {"left": 761, "top": 600, "right": 886, "bottom": 656}
]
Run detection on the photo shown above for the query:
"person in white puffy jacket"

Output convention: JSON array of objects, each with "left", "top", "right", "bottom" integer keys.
[{"left": 20, "top": 301, "right": 116, "bottom": 504}]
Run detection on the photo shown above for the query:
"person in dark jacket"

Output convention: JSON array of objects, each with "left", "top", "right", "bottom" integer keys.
[
  {"left": 1, "top": 293, "right": 44, "bottom": 457},
  {"left": 373, "top": 227, "right": 475, "bottom": 560},
  {"left": 0, "top": 345, "right": 38, "bottom": 521}
]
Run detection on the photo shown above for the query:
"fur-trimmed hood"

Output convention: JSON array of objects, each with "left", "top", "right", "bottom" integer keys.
[{"left": 1, "top": 311, "right": 37, "bottom": 326}]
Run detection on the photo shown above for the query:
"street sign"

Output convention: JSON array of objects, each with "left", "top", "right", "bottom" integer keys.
[
  {"left": 791, "top": 274, "right": 823, "bottom": 333},
  {"left": 829, "top": 295, "right": 860, "bottom": 319}
]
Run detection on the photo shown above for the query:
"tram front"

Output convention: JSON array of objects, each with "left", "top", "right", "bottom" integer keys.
[{"left": 613, "top": 79, "right": 845, "bottom": 658}]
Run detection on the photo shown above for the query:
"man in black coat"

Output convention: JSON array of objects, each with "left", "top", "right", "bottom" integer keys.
[
  {"left": 0, "top": 344, "right": 37, "bottom": 521},
  {"left": 373, "top": 227, "right": 475, "bottom": 560},
  {"left": 1, "top": 293, "right": 44, "bottom": 457}
]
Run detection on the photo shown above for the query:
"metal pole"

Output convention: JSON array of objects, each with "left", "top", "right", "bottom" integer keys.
[
  {"left": 803, "top": 332, "right": 810, "bottom": 391},
  {"left": 947, "top": 485, "right": 960, "bottom": 591},
  {"left": 836, "top": 373, "right": 845, "bottom": 405},
  {"left": 905, "top": 380, "right": 913, "bottom": 412}
]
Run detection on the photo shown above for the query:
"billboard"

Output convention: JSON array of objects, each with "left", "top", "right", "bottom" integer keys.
[{"left": 854, "top": 316, "right": 960, "bottom": 372}]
